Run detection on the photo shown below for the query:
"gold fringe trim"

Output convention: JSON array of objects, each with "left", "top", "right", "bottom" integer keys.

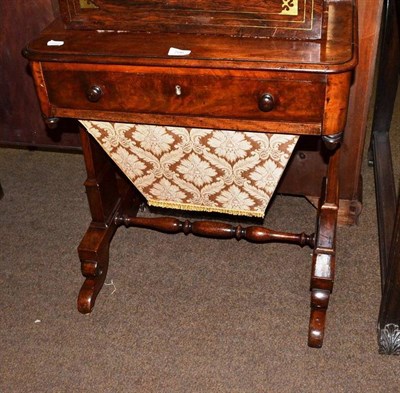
[{"left": 147, "top": 199, "right": 265, "bottom": 218}]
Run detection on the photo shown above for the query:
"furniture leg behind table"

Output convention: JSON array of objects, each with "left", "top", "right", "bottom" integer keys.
[
  {"left": 369, "top": 0, "right": 399, "bottom": 281},
  {"left": 378, "top": 194, "right": 400, "bottom": 354},
  {"left": 370, "top": 0, "right": 400, "bottom": 355}
]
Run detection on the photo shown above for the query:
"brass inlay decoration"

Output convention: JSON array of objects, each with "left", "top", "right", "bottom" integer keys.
[
  {"left": 280, "top": 0, "right": 299, "bottom": 15},
  {"left": 79, "top": 0, "right": 98, "bottom": 9},
  {"left": 70, "top": 0, "right": 314, "bottom": 32}
]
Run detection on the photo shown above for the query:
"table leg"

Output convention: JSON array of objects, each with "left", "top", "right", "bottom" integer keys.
[
  {"left": 77, "top": 128, "right": 141, "bottom": 313},
  {"left": 378, "top": 194, "right": 400, "bottom": 354},
  {"left": 369, "top": 0, "right": 399, "bottom": 284},
  {"left": 308, "top": 147, "right": 339, "bottom": 347},
  {"left": 369, "top": 0, "right": 400, "bottom": 355}
]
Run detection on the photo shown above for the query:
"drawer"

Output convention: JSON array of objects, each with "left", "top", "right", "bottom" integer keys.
[{"left": 43, "top": 64, "right": 326, "bottom": 124}]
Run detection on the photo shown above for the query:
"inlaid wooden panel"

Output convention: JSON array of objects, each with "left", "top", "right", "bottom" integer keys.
[{"left": 58, "top": 0, "right": 325, "bottom": 39}]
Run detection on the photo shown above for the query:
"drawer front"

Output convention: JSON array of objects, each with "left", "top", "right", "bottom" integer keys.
[{"left": 43, "top": 65, "right": 325, "bottom": 124}]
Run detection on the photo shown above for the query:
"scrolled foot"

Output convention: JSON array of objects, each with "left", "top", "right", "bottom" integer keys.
[
  {"left": 308, "top": 310, "right": 326, "bottom": 348},
  {"left": 78, "top": 256, "right": 109, "bottom": 314},
  {"left": 77, "top": 226, "right": 112, "bottom": 314},
  {"left": 308, "top": 289, "right": 330, "bottom": 348}
]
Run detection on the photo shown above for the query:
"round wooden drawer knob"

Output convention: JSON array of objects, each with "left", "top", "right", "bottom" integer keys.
[
  {"left": 258, "top": 93, "right": 275, "bottom": 112},
  {"left": 86, "top": 85, "right": 103, "bottom": 102}
]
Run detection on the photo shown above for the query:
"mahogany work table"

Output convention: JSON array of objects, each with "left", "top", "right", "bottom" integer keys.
[{"left": 24, "top": 0, "right": 357, "bottom": 348}]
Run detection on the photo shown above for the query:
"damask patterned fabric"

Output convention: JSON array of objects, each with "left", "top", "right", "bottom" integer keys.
[{"left": 80, "top": 121, "right": 298, "bottom": 218}]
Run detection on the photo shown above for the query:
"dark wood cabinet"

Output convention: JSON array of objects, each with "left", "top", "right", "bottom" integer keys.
[
  {"left": 0, "top": 0, "right": 80, "bottom": 149},
  {"left": 372, "top": 0, "right": 400, "bottom": 355}
]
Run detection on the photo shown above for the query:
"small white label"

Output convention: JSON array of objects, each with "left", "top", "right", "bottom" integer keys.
[
  {"left": 47, "top": 40, "right": 65, "bottom": 47},
  {"left": 168, "top": 47, "right": 191, "bottom": 56}
]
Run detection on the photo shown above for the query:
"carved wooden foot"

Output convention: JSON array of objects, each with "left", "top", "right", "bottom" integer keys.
[
  {"left": 308, "top": 263, "right": 334, "bottom": 347},
  {"left": 309, "top": 290, "right": 330, "bottom": 347},
  {"left": 77, "top": 224, "right": 114, "bottom": 313}
]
